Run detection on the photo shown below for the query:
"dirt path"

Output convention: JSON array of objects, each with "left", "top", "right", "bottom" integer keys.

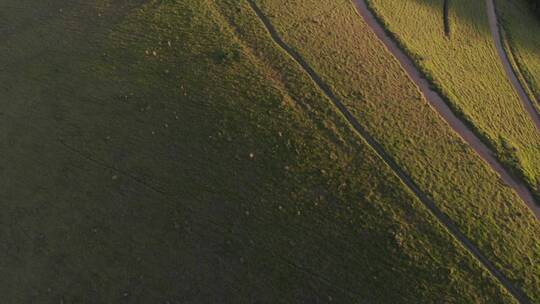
[
  {"left": 486, "top": 0, "right": 540, "bottom": 131},
  {"left": 352, "top": 0, "right": 540, "bottom": 222},
  {"left": 247, "top": 0, "right": 531, "bottom": 302}
]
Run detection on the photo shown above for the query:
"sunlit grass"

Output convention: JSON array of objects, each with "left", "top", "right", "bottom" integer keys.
[
  {"left": 251, "top": 0, "right": 540, "bottom": 301},
  {"left": 368, "top": 0, "right": 540, "bottom": 200}
]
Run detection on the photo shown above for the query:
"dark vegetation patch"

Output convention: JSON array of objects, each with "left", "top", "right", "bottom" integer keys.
[
  {"left": 213, "top": 48, "right": 241, "bottom": 64},
  {"left": 527, "top": 0, "right": 540, "bottom": 15}
]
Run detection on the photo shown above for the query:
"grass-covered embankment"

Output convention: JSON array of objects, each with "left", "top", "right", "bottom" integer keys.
[
  {"left": 0, "top": 0, "right": 518, "bottom": 302},
  {"left": 249, "top": 0, "right": 540, "bottom": 301}
]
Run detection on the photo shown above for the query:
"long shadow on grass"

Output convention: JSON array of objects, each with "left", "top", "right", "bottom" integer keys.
[
  {"left": 444, "top": 0, "right": 450, "bottom": 36},
  {"left": 407, "top": 0, "right": 489, "bottom": 36}
]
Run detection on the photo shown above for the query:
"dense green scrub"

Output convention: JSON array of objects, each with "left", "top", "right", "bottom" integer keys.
[
  {"left": 251, "top": 0, "right": 540, "bottom": 301},
  {"left": 0, "top": 0, "right": 518, "bottom": 302},
  {"left": 367, "top": 0, "right": 540, "bottom": 201},
  {"left": 497, "top": 0, "right": 540, "bottom": 114}
]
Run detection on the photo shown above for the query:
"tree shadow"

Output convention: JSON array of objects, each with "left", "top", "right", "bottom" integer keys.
[
  {"left": 444, "top": 0, "right": 450, "bottom": 36},
  {"left": 405, "top": 0, "right": 492, "bottom": 36},
  {"left": 497, "top": 0, "right": 540, "bottom": 54}
]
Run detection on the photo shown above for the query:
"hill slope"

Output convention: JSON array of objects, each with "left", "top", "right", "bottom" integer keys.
[
  {"left": 1, "top": 0, "right": 539, "bottom": 302},
  {"left": 366, "top": 0, "right": 540, "bottom": 204}
]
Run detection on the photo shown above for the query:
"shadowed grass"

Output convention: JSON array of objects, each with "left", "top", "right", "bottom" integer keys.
[
  {"left": 496, "top": 0, "right": 540, "bottom": 114},
  {"left": 367, "top": 0, "right": 540, "bottom": 201}
]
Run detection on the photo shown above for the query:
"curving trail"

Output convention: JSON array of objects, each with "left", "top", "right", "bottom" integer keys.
[
  {"left": 247, "top": 0, "right": 531, "bottom": 302},
  {"left": 486, "top": 0, "right": 540, "bottom": 131},
  {"left": 352, "top": 0, "right": 540, "bottom": 222}
]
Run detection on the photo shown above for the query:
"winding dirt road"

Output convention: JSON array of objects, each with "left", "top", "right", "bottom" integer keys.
[
  {"left": 486, "top": 0, "right": 540, "bottom": 131},
  {"left": 247, "top": 0, "right": 532, "bottom": 302},
  {"left": 352, "top": 0, "right": 540, "bottom": 222}
]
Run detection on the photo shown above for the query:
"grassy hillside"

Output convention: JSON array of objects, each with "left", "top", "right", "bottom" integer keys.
[
  {"left": 251, "top": 0, "right": 540, "bottom": 301},
  {"left": 366, "top": 0, "right": 540, "bottom": 200},
  {"left": 0, "top": 0, "right": 521, "bottom": 302},
  {"left": 496, "top": 0, "right": 540, "bottom": 113}
]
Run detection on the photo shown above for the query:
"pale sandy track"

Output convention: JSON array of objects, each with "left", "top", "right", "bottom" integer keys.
[{"left": 487, "top": 0, "right": 540, "bottom": 131}]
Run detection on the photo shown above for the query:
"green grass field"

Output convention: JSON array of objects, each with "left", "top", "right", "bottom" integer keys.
[
  {"left": 1, "top": 0, "right": 522, "bottom": 302},
  {"left": 497, "top": 0, "right": 540, "bottom": 113},
  {"left": 367, "top": 0, "right": 540, "bottom": 200},
  {"left": 251, "top": 0, "right": 540, "bottom": 301},
  {"left": 2, "top": 0, "right": 540, "bottom": 302}
]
